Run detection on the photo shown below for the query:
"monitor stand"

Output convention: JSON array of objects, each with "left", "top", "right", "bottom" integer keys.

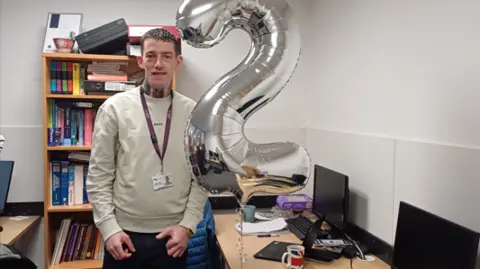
[
  {"left": 302, "top": 217, "right": 325, "bottom": 251},
  {"left": 301, "top": 217, "right": 343, "bottom": 262}
]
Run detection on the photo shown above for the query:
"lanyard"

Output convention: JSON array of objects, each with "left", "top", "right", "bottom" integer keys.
[{"left": 140, "top": 87, "right": 173, "bottom": 173}]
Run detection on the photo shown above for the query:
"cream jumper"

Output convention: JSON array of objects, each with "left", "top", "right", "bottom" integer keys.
[{"left": 86, "top": 87, "right": 208, "bottom": 241}]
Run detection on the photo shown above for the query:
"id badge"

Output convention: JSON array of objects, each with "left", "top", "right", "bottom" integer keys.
[{"left": 152, "top": 172, "right": 174, "bottom": 191}]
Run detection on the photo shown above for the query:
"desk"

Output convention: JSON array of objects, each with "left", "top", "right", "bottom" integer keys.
[
  {"left": 214, "top": 214, "right": 390, "bottom": 269},
  {"left": 0, "top": 216, "right": 41, "bottom": 245}
]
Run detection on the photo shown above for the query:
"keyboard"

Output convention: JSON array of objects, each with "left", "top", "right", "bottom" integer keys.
[{"left": 286, "top": 216, "right": 313, "bottom": 240}]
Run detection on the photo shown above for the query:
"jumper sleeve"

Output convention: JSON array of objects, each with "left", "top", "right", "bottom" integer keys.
[
  {"left": 179, "top": 178, "right": 208, "bottom": 234},
  {"left": 86, "top": 106, "right": 122, "bottom": 241}
]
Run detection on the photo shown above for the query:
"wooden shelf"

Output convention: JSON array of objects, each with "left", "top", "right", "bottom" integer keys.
[
  {"left": 48, "top": 204, "right": 92, "bottom": 212},
  {"left": 43, "top": 52, "right": 131, "bottom": 62},
  {"left": 42, "top": 50, "right": 176, "bottom": 269},
  {"left": 46, "top": 94, "right": 111, "bottom": 100},
  {"left": 49, "top": 260, "right": 102, "bottom": 269},
  {"left": 41, "top": 52, "right": 130, "bottom": 269},
  {"left": 47, "top": 146, "right": 92, "bottom": 151}
]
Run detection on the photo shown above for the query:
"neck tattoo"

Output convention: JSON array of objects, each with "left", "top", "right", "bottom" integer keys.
[{"left": 143, "top": 81, "right": 169, "bottom": 98}]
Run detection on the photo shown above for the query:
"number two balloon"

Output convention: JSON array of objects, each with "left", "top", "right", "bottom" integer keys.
[{"left": 176, "top": 0, "right": 311, "bottom": 208}]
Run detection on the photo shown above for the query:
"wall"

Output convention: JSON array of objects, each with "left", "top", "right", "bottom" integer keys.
[
  {"left": 0, "top": 0, "right": 45, "bottom": 263},
  {"left": 0, "top": 0, "right": 311, "bottom": 204},
  {"left": 0, "top": 0, "right": 1, "bottom": 132},
  {"left": 307, "top": 0, "right": 480, "bottom": 249},
  {"left": 4, "top": 0, "right": 479, "bottom": 267},
  {"left": 0, "top": 0, "right": 312, "bottom": 268}
]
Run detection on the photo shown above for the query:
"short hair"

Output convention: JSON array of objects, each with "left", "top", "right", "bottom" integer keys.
[{"left": 140, "top": 28, "right": 181, "bottom": 56}]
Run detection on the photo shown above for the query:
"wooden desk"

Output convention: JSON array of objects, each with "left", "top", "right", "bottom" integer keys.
[
  {"left": 214, "top": 214, "right": 390, "bottom": 269},
  {"left": 0, "top": 216, "right": 41, "bottom": 245}
]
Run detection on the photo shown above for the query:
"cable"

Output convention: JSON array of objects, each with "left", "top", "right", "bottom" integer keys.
[{"left": 343, "top": 232, "right": 365, "bottom": 260}]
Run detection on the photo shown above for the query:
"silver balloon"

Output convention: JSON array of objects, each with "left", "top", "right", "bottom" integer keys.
[{"left": 176, "top": 0, "right": 310, "bottom": 206}]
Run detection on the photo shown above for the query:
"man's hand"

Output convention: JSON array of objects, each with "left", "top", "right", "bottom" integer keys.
[
  {"left": 156, "top": 226, "right": 190, "bottom": 258},
  {"left": 105, "top": 231, "right": 136, "bottom": 260}
]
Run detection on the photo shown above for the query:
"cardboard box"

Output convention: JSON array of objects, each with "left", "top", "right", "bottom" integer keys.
[{"left": 276, "top": 194, "right": 313, "bottom": 210}]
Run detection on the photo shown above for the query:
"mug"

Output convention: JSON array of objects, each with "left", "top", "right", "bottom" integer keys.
[
  {"left": 281, "top": 245, "right": 305, "bottom": 269},
  {"left": 243, "top": 205, "right": 256, "bottom": 222}
]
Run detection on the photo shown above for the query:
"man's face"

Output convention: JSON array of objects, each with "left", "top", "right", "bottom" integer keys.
[{"left": 137, "top": 39, "right": 182, "bottom": 90}]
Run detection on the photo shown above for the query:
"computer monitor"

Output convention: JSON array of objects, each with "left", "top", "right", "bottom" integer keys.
[
  {"left": 0, "top": 160, "right": 14, "bottom": 215},
  {"left": 392, "top": 201, "right": 480, "bottom": 269},
  {"left": 312, "top": 164, "right": 349, "bottom": 231}
]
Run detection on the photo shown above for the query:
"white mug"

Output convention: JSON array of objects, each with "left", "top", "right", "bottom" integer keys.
[{"left": 281, "top": 245, "right": 305, "bottom": 269}]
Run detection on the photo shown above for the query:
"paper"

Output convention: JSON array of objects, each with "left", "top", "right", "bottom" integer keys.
[
  {"left": 235, "top": 218, "right": 288, "bottom": 235},
  {"left": 43, "top": 13, "right": 82, "bottom": 53},
  {"left": 255, "top": 212, "right": 276, "bottom": 221},
  {"left": 9, "top": 216, "right": 30, "bottom": 221}
]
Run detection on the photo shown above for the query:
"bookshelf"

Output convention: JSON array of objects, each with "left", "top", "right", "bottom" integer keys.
[
  {"left": 46, "top": 94, "right": 113, "bottom": 100},
  {"left": 41, "top": 52, "right": 177, "bottom": 269}
]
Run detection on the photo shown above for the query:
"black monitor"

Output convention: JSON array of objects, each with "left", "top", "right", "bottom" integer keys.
[
  {"left": 312, "top": 164, "right": 349, "bottom": 231},
  {"left": 0, "top": 160, "right": 14, "bottom": 215},
  {"left": 392, "top": 201, "right": 480, "bottom": 269}
]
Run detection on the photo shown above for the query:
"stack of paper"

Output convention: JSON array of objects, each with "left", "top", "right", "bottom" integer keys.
[{"left": 235, "top": 218, "right": 288, "bottom": 235}]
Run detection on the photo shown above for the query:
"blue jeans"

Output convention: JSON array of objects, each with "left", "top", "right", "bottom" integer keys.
[{"left": 102, "top": 230, "right": 187, "bottom": 269}]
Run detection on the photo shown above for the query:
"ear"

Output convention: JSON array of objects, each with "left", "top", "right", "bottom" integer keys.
[
  {"left": 175, "top": 55, "right": 183, "bottom": 69},
  {"left": 137, "top": 56, "right": 145, "bottom": 69}
]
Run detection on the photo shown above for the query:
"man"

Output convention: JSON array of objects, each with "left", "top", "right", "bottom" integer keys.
[{"left": 86, "top": 28, "right": 208, "bottom": 269}]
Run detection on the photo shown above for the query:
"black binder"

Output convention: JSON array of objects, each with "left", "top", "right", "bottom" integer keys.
[{"left": 75, "top": 18, "right": 128, "bottom": 55}]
